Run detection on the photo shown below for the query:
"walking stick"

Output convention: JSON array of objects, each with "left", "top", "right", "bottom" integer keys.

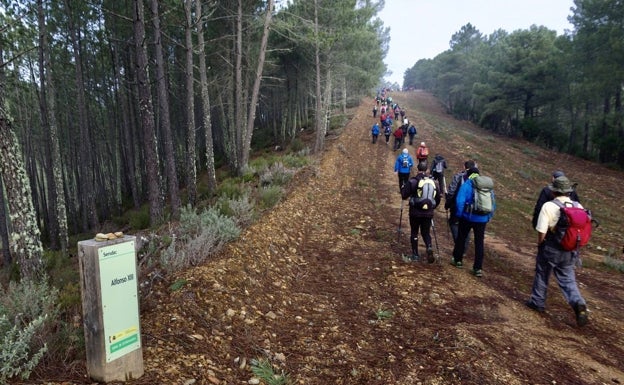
[
  {"left": 431, "top": 217, "right": 440, "bottom": 262},
  {"left": 397, "top": 199, "right": 405, "bottom": 242},
  {"left": 442, "top": 174, "right": 447, "bottom": 195}
]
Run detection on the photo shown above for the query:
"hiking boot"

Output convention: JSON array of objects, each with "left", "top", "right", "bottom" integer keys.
[
  {"left": 450, "top": 258, "right": 463, "bottom": 268},
  {"left": 426, "top": 247, "right": 435, "bottom": 263},
  {"left": 471, "top": 268, "right": 483, "bottom": 277},
  {"left": 525, "top": 300, "right": 545, "bottom": 313},
  {"left": 574, "top": 303, "right": 589, "bottom": 327},
  {"left": 410, "top": 254, "right": 420, "bottom": 262}
]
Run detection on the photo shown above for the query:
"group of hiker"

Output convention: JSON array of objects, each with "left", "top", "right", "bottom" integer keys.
[
  {"left": 391, "top": 141, "right": 590, "bottom": 327},
  {"left": 371, "top": 98, "right": 417, "bottom": 148}
]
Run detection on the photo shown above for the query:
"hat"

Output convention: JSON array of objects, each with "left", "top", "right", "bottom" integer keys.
[
  {"left": 402, "top": 148, "right": 408, "bottom": 154},
  {"left": 552, "top": 170, "right": 565, "bottom": 178},
  {"left": 549, "top": 176, "right": 574, "bottom": 193},
  {"left": 420, "top": 142, "right": 425, "bottom": 146},
  {"left": 467, "top": 167, "right": 480, "bottom": 177}
]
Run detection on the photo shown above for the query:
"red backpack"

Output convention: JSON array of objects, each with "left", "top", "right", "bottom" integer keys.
[{"left": 552, "top": 200, "right": 592, "bottom": 251}]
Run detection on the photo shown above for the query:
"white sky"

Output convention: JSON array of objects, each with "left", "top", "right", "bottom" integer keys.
[{"left": 378, "top": 0, "right": 576, "bottom": 85}]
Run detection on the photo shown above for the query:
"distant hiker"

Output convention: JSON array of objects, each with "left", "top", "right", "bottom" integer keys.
[
  {"left": 394, "top": 105, "right": 400, "bottom": 120},
  {"left": 400, "top": 162, "right": 440, "bottom": 262},
  {"left": 407, "top": 124, "right": 417, "bottom": 145},
  {"left": 393, "top": 127, "right": 404, "bottom": 150},
  {"left": 371, "top": 122, "right": 380, "bottom": 144},
  {"left": 394, "top": 148, "right": 414, "bottom": 190},
  {"left": 383, "top": 125, "right": 391, "bottom": 144},
  {"left": 450, "top": 167, "right": 495, "bottom": 278},
  {"left": 531, "top": 170, "right": 581, "bottom": 229},
  {"left": 416, "top": 142, "right": 429, "bottom": 167},
  {"left": 380, "top": 112, "right": 387, "bottom": 124},
  {"left": 445, "top": 160, "right": 476, "bottom": 247},
  {"left": 525, "top": 176, "right": 589, "bottom": 327},
  {"left": 373, "top": 104, "right": 378, "bottom": 118},
  {"left": 400, "top": 120, "right": 408, "bottom": 138},
  {"left": 400, "top": 108, "right": 406, "bottom": 119},
  {"left": 430, "top": 154, "right": 447, "bottom": 195}
]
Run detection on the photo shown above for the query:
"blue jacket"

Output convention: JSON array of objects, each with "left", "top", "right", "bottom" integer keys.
[
  {"left": 455, "top": 176, "right": 495, "bottom": 223},
  {"left": 394, "top": 153, "right": 413, "bottom": 174},
  {"left": 372, "top": 123, "right": 380, "bottom": 135}
]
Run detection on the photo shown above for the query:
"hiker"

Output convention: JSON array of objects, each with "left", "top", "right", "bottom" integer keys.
[
  {"left": 531, "top": 170, "right": 580, "bottom": 229},
  {"left": 383, "top": 125, "right": 391, "bottom": 144},
  {"left": 430, "top": 154, "right": 447, "bottom": 195},
  {"left": 400, "top": 108, "right": 406, "bottom": 120},
  {"left": 450, "top": 167, "right": 495, "bottom": 277},
  {"left": 525, "top": 176, "right": 589, "bottom": 326},
  {"left": 373, "top": 104, "right": 378, "bottom": 118},
  {"left": 394, "top": 148, "right": 414, "bottom": 190},
  {"left": 371, "top": 122, "right": 380, "bottom": 144},
  {"left": 400, "top": 162, "right": 441, "bottom": 262},
  {"left": 416, "top": 142, "right": 429, "bottom": 167},
  {"left": 393, "top": 127, "right": 404, "bottom": 150},
  {"left": 445, "top": 160, "right": 475, "bottom": 246},
  {"left": 407, "top": 124, "right": 417, "bottom": 145}
]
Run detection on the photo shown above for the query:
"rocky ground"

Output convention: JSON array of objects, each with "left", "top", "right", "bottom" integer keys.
[{"left": 26, "top": 91, "right": 624, "bottom": 385}]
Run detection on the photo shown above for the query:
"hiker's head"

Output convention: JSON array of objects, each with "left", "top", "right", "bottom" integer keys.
[
  {"left": 464, "top": 160, "right": 476, "bottom": 170},
  {"left": 552, "top": 170, "right": 565, "bottom": 181},
  {"left": 467, "top": 167, "right": 480, "bottom": 178},
  {"left": 549, "top": 176, "right": 574, "bottom": 195},
  {"left": 402, "top": 148, "right": 409, "bottom": 155},
  {"left": 417, "top": 162, "right": 427, "bottom": 172},
  {"left": 420, "top": 142, "right": 426, "bottom": 146}
]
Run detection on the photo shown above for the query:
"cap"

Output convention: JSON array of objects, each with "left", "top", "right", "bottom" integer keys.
[
  {"left": 552, "top": 170, "right": 565, "bottom": 178},
  {"left": 420, "top": 142, "right": 425, "bottom": 146},
  {"left": 402, "top": 148, "right": 408, "bottom": 154},
  {"left": 549, "top": 176, "right": 574, "bottom": 193}
]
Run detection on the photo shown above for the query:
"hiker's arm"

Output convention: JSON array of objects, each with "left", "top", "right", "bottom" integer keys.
[{"left": 537, "top": 232, "right": 546, "bottom": 245}]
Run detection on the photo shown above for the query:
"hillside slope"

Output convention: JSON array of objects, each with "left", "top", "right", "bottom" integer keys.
[{"left": 29, "top": 91, "right": 624, "bottom": 385}]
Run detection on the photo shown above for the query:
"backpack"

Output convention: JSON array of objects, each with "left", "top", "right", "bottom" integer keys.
[
  {"left": 551, "top": 200, "right": 592, "bottom": 251},
  {"left": 384, "top": 126, "right": 391, "bottom": 135},
  {"left": 409, "top": 177, "right": 437, "bottom": 210},
  {"left": 434, "top": 159, "right": 444, "bottom": 174},
  {"left": 417, "top": 146, "right": 429, "bottom": 159},
  {"left": 401, "top": 155, "right": 409, "bottom": 168},
  {"left": 470, "top": 176, "right": 494, "bottom": 215},
  {"left": 408, "top": 125, "right": 417, "bottom": 135}
]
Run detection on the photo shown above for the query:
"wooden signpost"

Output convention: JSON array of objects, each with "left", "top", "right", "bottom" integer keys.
[{"left": 78, "top": 235, "right": 144, "bottom": 382}]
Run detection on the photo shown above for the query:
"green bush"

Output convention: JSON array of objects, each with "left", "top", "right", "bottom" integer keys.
[
  {"left": 258, "top": 185, "right": 283, "bottom": 209},
  {"left": 0, "top": 278, "right": 58, "bottom": 382},
  {"left": 161, "top": 205, "right": 241, "bottom": 273},
  {"left": 217, "top": 194, "right": 255, "bottom": 227},
  {"left": 259, "top": 162, "right": 295, "bottom": 187}
]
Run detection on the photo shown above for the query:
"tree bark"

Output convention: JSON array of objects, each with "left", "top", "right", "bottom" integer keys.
[
  {"left": 38, "top": 0, "right": 68, "bottom": 252},
  {"left": 195, "top": 0, "right": 217, "bottom": 194},
  {"left": 184, "top": 0, "right": 197, "bottom": 206},
  {"left": 133, "top": 0, "right": 163, "bottom": 226},
  {"left": 313, "top": 0, "right": 325, "bottom": 153},
  {"left": 151, "top": 0, "right": 181, "bottom": 219}
]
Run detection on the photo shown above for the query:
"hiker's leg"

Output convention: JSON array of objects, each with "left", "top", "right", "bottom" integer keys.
[
  {"left": 452, "top": 219, "right": 470, "bottom": 262},
  {"left": 421, "top": 218, "right": 432, "bottom": 248},
  {"left": 472, "top": 222, "right": 486, "bottom": 270},
  {"left": 529, "top": 245, "right": 555, "bottom": 308},
  {"left": 553, "top": 251, "right": 585, "bottom": 307},
  {"left": 409, "top": 215, "right": 419, "bottom": 256}
]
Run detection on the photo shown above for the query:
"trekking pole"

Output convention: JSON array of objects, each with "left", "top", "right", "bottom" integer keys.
[
  {"left": 397, "top": 199, "right": 405, "bottom": 242},
  {"left": 431, "top": 218, "right": 440, "bottom": 262},
  {"left": 442, "top": 174, "right": 447, "bottom": 195},
  {"left": 445, "top": 209, "right": 451, "bottom": 238}
]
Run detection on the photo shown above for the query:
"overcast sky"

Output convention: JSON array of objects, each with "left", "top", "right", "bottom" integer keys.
[{"left": 377, "top": 0, "right": 576, "bottom": 85}]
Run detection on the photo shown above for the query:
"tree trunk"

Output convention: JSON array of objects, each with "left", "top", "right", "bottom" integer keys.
[
  {"left": 151, "top": 0, "right": 181, "bottom": 219},
  {"left": 65, "top": 0, "right": 99, "bottom": 232},
  {"left": 0, "top": 110, "right": 44, "bottom": 279},
  {"left": 195, "top": 0, "right": 217, "bottom": 194},
  {"left": 183, "top": 0, "right": 197, "bottom": 206},
  {"left": 133, "top": 0, "right": 163, "bottom": 226},
  {"left": 38, "top": 0, "right": 68, "bottom": 252},
  {"left": 313, "top": 0, "right": 324, "bottom": 153},
  {"left": 240, "top": 0, "right": 274, "bottom": 172}
]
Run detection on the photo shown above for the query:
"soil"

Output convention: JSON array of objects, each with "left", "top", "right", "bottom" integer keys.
[{"left": 25, "top": 91, "right": 624, "bottom": 385}]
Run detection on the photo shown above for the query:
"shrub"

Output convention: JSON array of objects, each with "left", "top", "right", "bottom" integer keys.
[
  {"left": 0, "top": 278, "right": 58, "bottom": 382},
  {"left": 259, "top": 162, "right": 295, "bottom": 187},
  {"left": 161, "top": 205, "right": 241, "bottom": 272},
  {"left": 258, "top": 185, "right": 283, "bottom": 209},
  {"left": 217, "top": 193, "right": 255, "bottom": 228}
]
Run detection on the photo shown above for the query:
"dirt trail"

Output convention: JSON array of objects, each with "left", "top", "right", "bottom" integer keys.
[{"left": 30, "top": 91, "right": 624, "bottom": 385}]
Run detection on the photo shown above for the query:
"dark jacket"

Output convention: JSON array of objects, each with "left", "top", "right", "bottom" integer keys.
[
  {"left": 531, "top": 186, "right": 581, "bottom": 228},
  {"left": 401, "top": 173, "right": 441, "bottom": 218}
]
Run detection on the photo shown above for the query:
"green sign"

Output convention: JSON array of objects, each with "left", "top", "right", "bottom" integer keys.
[{"left": 98, "top": 240, "right": 141, "bottom": 362}]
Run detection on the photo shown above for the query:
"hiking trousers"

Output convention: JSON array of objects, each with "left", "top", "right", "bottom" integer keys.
[
  {"left": 529, "top": 243, "right": 585, "bottom": 309},
  {"left": 452, "top": 219, "right": 486, "bottom": 270},
  {"left": 409, "top": 215, "right": 432, "bottom": 256}
]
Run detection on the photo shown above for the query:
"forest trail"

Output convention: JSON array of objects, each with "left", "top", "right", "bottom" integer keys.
[{"left": 31, "top": 91, "right": 624, "bottom": 385}]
